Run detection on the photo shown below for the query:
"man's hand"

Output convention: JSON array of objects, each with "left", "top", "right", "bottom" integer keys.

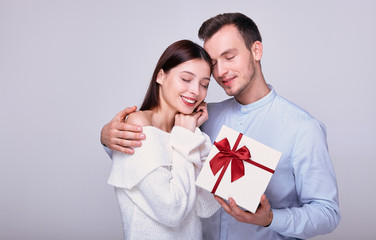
[
  {"left": 100, "top": 106, "right": 145, "bottom": 154},
  {"left": 214, "top": 194, "right": 273, "bottom": 227}
]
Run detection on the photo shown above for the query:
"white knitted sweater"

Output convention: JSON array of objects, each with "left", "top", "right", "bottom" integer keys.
[{"left": 108, "top": 126, "right": 220, "bottom": 240}]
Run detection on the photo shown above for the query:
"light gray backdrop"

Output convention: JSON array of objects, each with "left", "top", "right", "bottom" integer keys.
[{"left": 1, "top": 0, "right": 375, "bottom": 239}]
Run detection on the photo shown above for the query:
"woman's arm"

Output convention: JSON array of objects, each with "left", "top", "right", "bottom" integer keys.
[{"left": 112, "top": 126, "right": 209, "bottom": 227}]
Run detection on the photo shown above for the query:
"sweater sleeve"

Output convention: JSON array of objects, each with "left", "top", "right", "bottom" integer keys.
[
  {"left": 109, "top": 126, "right": 210, "bottom": 227},
  {"left": 193, "top": 132, "right": 221, "bottom": 218}
]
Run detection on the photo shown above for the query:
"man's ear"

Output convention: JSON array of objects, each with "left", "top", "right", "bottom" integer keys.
[
  {"left": 156, "top": 69, "right": 165, "bottom": 85},
  {"left": 251, "top": 41, "right": 263, "bottom": 61}
]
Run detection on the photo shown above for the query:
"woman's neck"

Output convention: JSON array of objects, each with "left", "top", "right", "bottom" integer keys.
[{"left": 149, "top": 107, "right": 176, "bottom": 133}]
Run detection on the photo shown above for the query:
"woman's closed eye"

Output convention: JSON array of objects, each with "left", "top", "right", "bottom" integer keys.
[{"left": 201, "top": 83, "right": 209, "bottom": 89}]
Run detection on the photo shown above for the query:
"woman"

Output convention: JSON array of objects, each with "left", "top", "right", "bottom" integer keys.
[{"left": 107, "top": 40, "right": 220, "bottom": 239}]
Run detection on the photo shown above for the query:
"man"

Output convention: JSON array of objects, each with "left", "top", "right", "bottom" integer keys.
[{"left": 101, "top": 13, "right": 340, "bottom": 239}]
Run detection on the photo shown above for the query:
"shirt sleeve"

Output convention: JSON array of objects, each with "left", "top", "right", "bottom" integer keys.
[
  {"left": 110, "top": 126, "right": 211, "bottom": 227},
  {"left": 103, "top": 145, "right": 113, "bottom": 158},
  {"left": 268, "top": 118, "right": 341, "bottom": 238}
]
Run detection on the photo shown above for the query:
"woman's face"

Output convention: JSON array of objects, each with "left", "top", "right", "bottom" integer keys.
[{"left": 157, "top": 59, "right": 210, "bottom": 114}]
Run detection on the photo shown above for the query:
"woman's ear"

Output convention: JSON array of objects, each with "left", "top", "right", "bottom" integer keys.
[
  {"left": 251, "top": 41, "right": 263, "bottom": 61},
  {"left": 156, "top": 69, "right": 165, "bottom": 85}
]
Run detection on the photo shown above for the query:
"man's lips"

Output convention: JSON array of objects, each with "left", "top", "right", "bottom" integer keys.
[{"left": 221, "top": 76, "right": 235, "bottom": 86}]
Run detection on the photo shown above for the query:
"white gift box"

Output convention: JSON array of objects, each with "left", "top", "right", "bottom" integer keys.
[{"left": 196, "top": 125, "right": 282, "bottom": 213}]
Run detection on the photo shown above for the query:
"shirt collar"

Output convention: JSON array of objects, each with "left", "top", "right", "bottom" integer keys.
[{"left": 232, "top": 84, "right": 276, "bottom": 112}]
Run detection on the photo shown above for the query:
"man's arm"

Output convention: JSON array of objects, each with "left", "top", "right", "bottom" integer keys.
[
  {"left": 265, "top": 119, "right": 340, "bottom": 238},
  {"left": 100, "top": 106, "right": 146, "bottom": 154},
  {"left": 213, "top": 119, "right": 340, "bottom": 238}
]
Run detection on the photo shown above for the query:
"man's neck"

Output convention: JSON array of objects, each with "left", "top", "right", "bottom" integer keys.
[{"left": 235, "top": 75, "right": 270, "bottom": 105}]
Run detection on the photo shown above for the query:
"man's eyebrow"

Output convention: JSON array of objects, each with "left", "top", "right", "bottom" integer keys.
[{"left": 221, "top": 48, "right": 237, "bottom": 56}]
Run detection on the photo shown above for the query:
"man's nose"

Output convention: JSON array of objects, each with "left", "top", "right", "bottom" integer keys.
[{"left": 215, "top": 61, "right": 229, "bottom": 79}]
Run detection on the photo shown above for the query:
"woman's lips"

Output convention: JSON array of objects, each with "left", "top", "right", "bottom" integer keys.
[{"left": 181, "top": 96, "right": 197, "bottom": 106}]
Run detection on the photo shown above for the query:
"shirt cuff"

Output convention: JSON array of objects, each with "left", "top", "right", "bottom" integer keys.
[
  {"left": 267, "top": 208, "right": 287, "bottom": 232},
  {"left": 103, "top": 145, "right": 113, "bottom": 158}
]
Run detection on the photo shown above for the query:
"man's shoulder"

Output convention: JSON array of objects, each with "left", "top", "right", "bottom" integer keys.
[
  {"left": 274, "top": 95, "right": 328, "bottom": 133},
  {"left": 207, "top": 98, "right": 233, "bottom": 112},
  {"left": 208, "top": 98, "right": 233, "bottom": 106},
  {"left": 275, "top": 95, "right": 314, "bottom": 120}
]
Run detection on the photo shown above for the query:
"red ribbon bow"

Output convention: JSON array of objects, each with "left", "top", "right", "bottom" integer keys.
[
  {"left": 210, "top": 137, "right": 251, "bottom": 183},
  {"left": 209, "top": 133, "right": 275, "bottom": 194}
]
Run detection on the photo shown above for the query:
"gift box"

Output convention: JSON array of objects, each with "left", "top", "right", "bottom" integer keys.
[{"left": 196, "top": 125, "right": 282, "bottom": 213}]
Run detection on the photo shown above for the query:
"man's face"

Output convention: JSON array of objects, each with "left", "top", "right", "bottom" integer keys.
[{"left": 203, "top": 24, "right": 256, "bottom": 99}]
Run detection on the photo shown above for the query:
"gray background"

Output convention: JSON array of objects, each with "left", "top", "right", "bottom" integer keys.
[{"left": 1, "top": 0, "right": 375, "bottom": 239}]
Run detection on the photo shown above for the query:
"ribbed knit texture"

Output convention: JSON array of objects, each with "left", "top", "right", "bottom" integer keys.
[{"left": 108, "top": 126, "right": 220, "bottom": 240}]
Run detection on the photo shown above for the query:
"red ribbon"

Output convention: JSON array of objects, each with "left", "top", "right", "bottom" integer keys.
[{"left": 209, "top": 133, "right": 275, "bottom": 194}]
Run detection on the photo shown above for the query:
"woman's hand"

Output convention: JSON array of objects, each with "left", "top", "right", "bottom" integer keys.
[
  {"left": 174, "top": 102, "right": 208, "bottom": 132},
  {"left": 195, "top": 102, "right": 208, "bottom": 128}
]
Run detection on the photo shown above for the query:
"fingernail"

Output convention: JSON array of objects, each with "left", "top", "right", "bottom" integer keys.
[
  {"left": 140, "top": 133, "right": 145, "bottom": 139},
  {"left": 137, "top": 127, "right": 142, "bottom": 131}
]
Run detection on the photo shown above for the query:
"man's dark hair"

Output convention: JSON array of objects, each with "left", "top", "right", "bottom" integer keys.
[{"left": 198, "top": 12, "right": 262, "bottom": 51}]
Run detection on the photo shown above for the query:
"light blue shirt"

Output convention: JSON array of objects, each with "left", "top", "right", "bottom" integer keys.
[{"left": 201, "top": 86, "right": 340, "bottom": 240}]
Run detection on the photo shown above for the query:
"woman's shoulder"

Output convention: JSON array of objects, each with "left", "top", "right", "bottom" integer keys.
[{"left": 126, "top": 110, "right": 153, "bottom": 127}]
